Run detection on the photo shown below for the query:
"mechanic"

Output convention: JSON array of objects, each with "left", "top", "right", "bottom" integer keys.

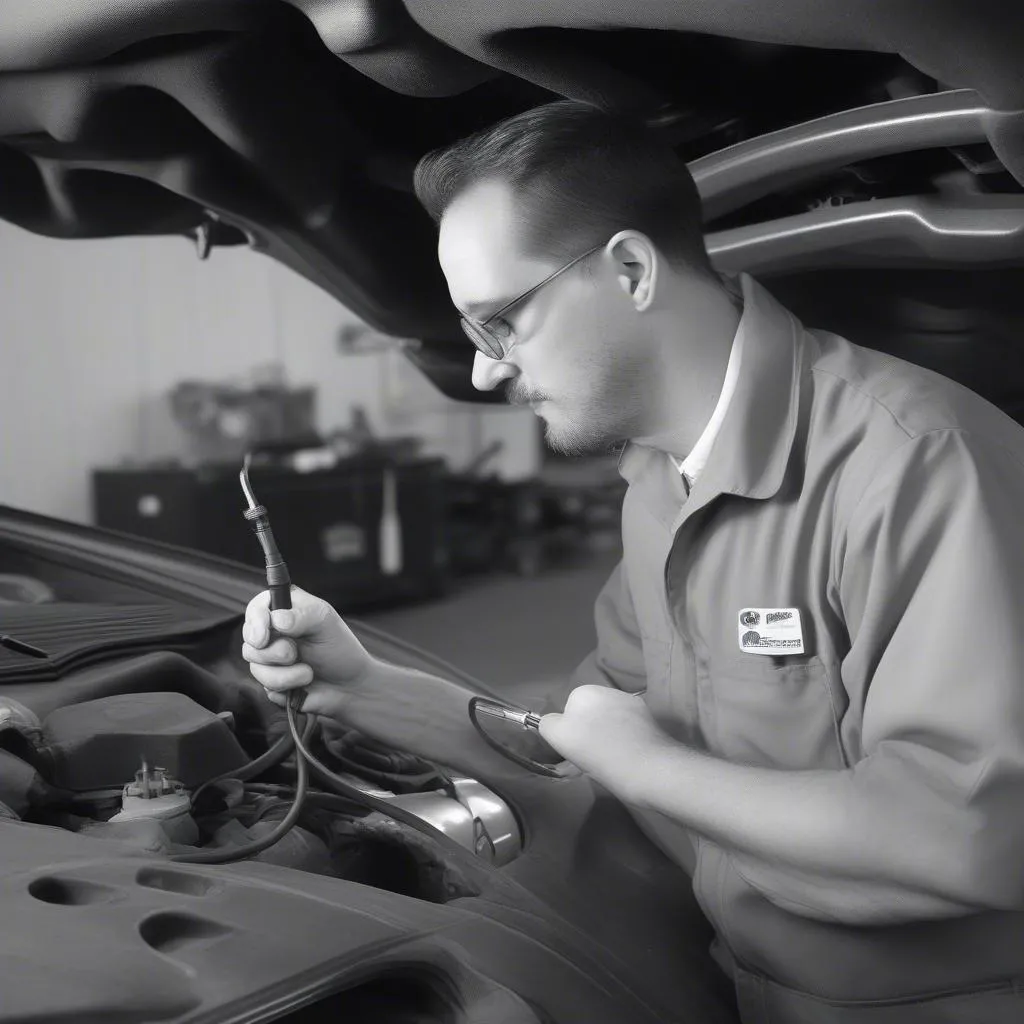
[{"left": 243, "top": 101, "right": 1024, "bottom": 1022}]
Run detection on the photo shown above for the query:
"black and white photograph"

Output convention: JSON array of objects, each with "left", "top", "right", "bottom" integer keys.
[{"left": 1, "top": 4, "right": 1023, "bottom": 1022}]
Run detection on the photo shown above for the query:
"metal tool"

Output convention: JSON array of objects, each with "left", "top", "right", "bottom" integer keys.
[
  {"left": 467, "top": 696, "right": 563, "bottom": 777},
  {"left": 469, "top": 697, "right": 542, "bottom": 732}
]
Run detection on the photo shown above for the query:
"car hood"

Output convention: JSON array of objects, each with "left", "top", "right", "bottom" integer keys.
[{"left": 1, "top": 1, "right": 1022, "bottom": 399}]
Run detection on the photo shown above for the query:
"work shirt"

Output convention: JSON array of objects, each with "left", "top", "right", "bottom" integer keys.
[{"left": 572, "top": 272, "right": 1024, "bottom": 1021}]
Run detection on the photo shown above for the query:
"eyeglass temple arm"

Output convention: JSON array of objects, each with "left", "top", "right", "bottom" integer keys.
[{"left": 480, "top": 242, "right": 607, "bottom": 327}]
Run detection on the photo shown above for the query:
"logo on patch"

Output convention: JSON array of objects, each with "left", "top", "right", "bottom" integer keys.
[{"left": 738, "top": 607, "right": 806, "bottom": 655}]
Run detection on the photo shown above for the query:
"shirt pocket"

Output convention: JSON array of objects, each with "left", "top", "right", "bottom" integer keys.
[{"left": 702, "top": 652, "right": 845, "bottom": 770}]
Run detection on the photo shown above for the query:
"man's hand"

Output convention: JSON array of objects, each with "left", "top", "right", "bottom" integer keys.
[
  {"left": 538, "top": 685, "right": 672, "bottom": 803},
  {"left": 241, "top": 586, "right": 375, "bottom": 717},
  {"left": 242, "top": 586, "right": 562, "bottom": 782}
]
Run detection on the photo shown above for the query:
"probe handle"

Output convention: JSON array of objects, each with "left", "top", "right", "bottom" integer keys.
[
  {"left": 245, "top": 506, "right": 293, "bottom": 611},
  {"left": 240, "top": 481, "right": 297, "bottom": 698}
]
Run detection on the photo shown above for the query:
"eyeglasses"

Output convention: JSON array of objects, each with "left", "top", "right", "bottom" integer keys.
[{"left": 457, "top": 242, "right": 606, "bottom": 360}]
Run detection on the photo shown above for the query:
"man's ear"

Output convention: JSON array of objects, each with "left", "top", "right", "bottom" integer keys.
[{"left": 608, "top": 231, "right": 657, "bottom": 312}]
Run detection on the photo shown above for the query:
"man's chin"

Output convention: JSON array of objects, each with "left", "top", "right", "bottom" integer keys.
[{"left": 543, "top": 420, "right": 616, "bottom": 458}]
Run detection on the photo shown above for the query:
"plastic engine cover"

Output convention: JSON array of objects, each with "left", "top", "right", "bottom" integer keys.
[{"left": 42, "top": 692, "right": 249, "bottom": 791}]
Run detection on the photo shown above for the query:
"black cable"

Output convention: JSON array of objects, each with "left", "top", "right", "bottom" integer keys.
[
  {"left": 173, "top": 661, "right": 555, "bottom": 864},
  {"left": 188, "top": 730, "right": 296, "bottom": 811},
  {"left": 467, "top": 697, "right": 564, "bottom": 778},
  {"left": 175, "top": 700, "right": 477, "bottom": 864},
  {"left": 214, "top": 459, "right": 536, "bottom": 864},
  {"left": 286, "top": 707, "right": 487, "bottom": 860},
  {"left": 170, "top": 703, "right": 312, "bottom": 865},
  {"left": 242, "top": 783, "right": 367, "bottom": 816},
  {"left": 172, "top": 460, "right": 309, "bottom": 865}
]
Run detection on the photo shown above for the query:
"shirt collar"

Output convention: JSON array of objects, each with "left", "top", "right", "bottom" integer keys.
[
  {"left": 676, "top": 298, "right": 746, "bottom": 487},
  {"left": 618, "top": 272, "right": 805, "bottom": 530}
]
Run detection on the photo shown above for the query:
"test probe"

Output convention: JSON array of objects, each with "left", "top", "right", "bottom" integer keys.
[{"left": 239, "top": 453, "right": 292, "bottom": 611}]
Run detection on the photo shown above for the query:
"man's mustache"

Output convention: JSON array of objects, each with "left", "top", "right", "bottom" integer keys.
[{"left": 505, "top": 381, "right": 547, "bottom": 405}]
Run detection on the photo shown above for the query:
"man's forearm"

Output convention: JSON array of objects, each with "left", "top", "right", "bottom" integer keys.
[
  {"left": 628, "top": 740, "right": 985, "bottom": 917},
  {"left": 320, "top": 660, "right": 553, "bottom": 784}
]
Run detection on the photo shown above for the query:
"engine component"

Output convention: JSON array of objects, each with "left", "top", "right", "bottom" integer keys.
[
  {"left": 449, "top": 777, "right": 522, "bottom": 867},
  {"left": 320, "top": 725, "right": 454, "bottom": 793},
  {"left": 109, "top": 762, "right": 198, "bottom": 845},
  {"left": 42, "top": 692, "right": 248, "bottom": 791},
  {"left": 0, "top": 696, "right": 42, "bottom": 735},
  {"left": 207, "top": 818, "right": 334, "bottom": 874},
  {"left": 387, "top": 791, "right": 477, "bottom": 853},
  {"left": 314, "top": 726, "right": 523, "bottom": 863},
  {"left": 305, "top": 759, "right": 523, "bottom": 865},
  {"left": 0, "top": 749, "right": 43, "bottom": 818}
]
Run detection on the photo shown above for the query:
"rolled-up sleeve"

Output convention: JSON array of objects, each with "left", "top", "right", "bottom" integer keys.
[
  {"left": 572, "top": 559, "right": 648, "bottom": 694},
  {"left": 741, "top": 428, "right": 1024, "bottom": 921}
]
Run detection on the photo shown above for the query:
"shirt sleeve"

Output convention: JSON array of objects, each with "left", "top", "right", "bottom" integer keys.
[
  {"left": 735, "top": 427, "right": 1024, "bottom": 921},
  {"left": 571, "top": 558, "right": 648, "bottom": 695}
]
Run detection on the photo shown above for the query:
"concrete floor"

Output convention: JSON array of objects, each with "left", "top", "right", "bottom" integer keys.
[{"left": 360, "top": 548, "right": 620, "bottom": 709}]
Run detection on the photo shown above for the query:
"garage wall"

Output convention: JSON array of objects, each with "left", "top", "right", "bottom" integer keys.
[{"left": 0, "top": 223, "right": 539, "bottom": 525}]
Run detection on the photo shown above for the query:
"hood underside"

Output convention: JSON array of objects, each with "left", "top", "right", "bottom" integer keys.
[{"left": 1, "top": 1, "right": 1022, "bottom": 399}]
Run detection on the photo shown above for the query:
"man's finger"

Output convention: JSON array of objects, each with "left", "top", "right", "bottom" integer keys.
[
  {"left": 267, "top": 590, "right": 329, "bottom": 638},
  {"left": 241, "top": 638, "right": 297, "bottom": 666},
  {"left": 562, "top": 683, "right": 603, "bottom": 713},
  {"left": 243, "top": 622, "right": 269, "bottom": 649},
  {"left": 263, "top": 687, "right": 319, "bottom": 715},
  {"left": 248, "top": 661, "right": 314, "bottom": 691},
  {"left": 245, "top": 589, "right": 272, "bottom": 615},
  {"left": 244, "top": 590, "right": 272, "bottom": 648}
]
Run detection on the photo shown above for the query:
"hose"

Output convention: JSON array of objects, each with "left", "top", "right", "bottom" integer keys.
[
  {"left": 188, "top": 730, "right": 296, "bottom": 810},
  {"left": 170, "top": 705, "right": 312, "bottom": 864}
]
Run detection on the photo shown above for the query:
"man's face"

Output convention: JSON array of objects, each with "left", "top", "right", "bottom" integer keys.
[{"left": 437, "top": 180, "right": 651, "bottom": 456}]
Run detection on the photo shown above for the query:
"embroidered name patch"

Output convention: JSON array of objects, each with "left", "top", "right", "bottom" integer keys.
[{"left": 738, "top": 608, "right": 805, "bottom": 655}]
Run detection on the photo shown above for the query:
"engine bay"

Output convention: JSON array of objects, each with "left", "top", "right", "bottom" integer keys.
[
  {"left": 0, "top": 649, "right": 522, "bottom": 902},
  {"left": 0, "top": 519, "right": 745, "bottom": 1022}
]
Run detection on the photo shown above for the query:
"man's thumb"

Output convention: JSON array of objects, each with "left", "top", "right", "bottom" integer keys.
[{"left": 536, "top": 712, "right": 563, "bottom": 746}]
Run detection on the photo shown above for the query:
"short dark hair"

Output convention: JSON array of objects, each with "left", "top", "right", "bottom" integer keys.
[{"left": 413, "top": 100, "right": 713, "bottom": 275}]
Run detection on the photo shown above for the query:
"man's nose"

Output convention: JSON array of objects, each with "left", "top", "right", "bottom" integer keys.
[{"left": 472, "top": 350, "right": 519, "bottom": 391}]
